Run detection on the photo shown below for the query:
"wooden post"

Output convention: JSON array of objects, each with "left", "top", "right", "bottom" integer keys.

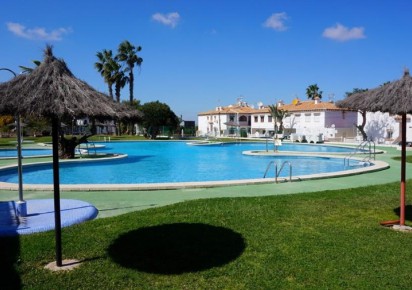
[
  {"left": 400, "top": 113, "right": 407, "bottom": 225},
  {"left": 52, "top": 117, "right": 63, "bottom": 266}
]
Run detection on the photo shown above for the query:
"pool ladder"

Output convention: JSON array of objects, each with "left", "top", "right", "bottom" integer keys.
[
  {"left": 263, "top": 160, "right": 292, "bottom": 183},
  {"left": 343, "top": 140, "right": 375, "bottom": 166},
  {"left": 76, "top": 142, "right": 97, "bottom": 158}
]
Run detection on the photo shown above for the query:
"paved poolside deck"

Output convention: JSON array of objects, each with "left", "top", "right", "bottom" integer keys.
[
  {"left": 0, "top": 143, "right": 409, "bottom": 219},
  {"left": 0, "top": 199, "right": 98, "bottom": 235}
]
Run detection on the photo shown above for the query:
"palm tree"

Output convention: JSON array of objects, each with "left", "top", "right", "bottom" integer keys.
[
  {"left": 268, "top": 104, "right": 288, "bottom": 151},
  {"left": 19, "top": 60, "right": 41, "bottom": 73},
  {"left": 113, "top": 62, "right": 128, "bottom": 103},
  {"left": 116, "top": 40, "right": 143, "bottom": 104},
  {"left": 306, "top": 84, "right": 323, "bottom": 100},
  {"left": 268, "top": 104, "right": 288, "bottom": 135},
  {"left": 95, "top": 49, "right": 117, "bottom": 100}
]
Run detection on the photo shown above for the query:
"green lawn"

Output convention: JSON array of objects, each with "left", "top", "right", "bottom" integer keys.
[{"left": 1, "top": 181, "right": 412, "bottom": 289}]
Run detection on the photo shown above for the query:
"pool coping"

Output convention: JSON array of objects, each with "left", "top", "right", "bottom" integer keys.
[{"left": 0, "top": 152, "right": 390, "bottom": 191}]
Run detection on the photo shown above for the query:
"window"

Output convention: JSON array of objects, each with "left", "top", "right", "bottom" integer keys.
[
  {"left": 254, "top": 116, "right": 258, "bottom": 122},
  {"left": 305, "top": 113, "right": 311, "bottom": 122},
  {"left": 314, "top": 113, "right": 320, "bottom": 122},
  {"left": 268, "top": 115, "right": 273, "bottom": 122},
  {"left": 260, "top": 115, "right": 264, "bottom": 122},
  {"left": 294, "top": 114, "right": 300, "bottom": 123},
  {"left": 229, "top": 115, "right": 235, "bottom": 122}
]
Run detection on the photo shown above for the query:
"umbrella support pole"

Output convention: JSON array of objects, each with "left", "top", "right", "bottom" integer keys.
[
  {"left": 16, "top": 115, "right": 26, "bottom": 217},
  {"left": 400, "top": 113, "right": 407, "bottom": 226},
  {"left": 380, "top": 113, "right": 407, "bottom": 227},
  {"left": 52, "top": 118, "right": 63, "bottom": 267}
]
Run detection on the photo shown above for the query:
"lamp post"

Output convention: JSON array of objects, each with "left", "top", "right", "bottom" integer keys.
[{"left": 0, "top": 68, "right": 26, "bottom": 216}]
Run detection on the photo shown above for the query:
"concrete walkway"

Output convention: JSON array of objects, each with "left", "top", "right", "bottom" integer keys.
[
  {"left": 0, "top": 144, "right": 409, "bottom": 218},
  {"left": 0, "top": 199, "right": 98, "bottom": 235}
]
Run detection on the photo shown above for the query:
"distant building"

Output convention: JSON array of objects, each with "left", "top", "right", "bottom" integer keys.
[
  {"left": 197, "top": 98, "right": 254, "bottom": 137},
  {"left": 198, "top": 98, "right": 358, "bottom": 142}
]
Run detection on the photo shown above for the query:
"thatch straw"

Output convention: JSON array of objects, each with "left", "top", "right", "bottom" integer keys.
[
  {"left": 0, "top": 45, "right": 140, "bottom": 120},
  {"left": 337, "top": 69, "right": 412, "bottom": 114}
]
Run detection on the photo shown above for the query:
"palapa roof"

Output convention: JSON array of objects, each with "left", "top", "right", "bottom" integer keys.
[
  {"left": 337, "top": 69, "right": 412, "bottom": 114},
  {"left": 0, "top": 46, "right": 141, "bottom": 120}
]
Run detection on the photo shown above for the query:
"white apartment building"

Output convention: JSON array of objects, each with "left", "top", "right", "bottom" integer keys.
[
  {"left": 360, "top": 112, "right": 412, "bottom": 144},
  {"left": 197, "top": 99, "right": 255, "bottom": 137},
  {"left": 198, "top": 98, "right": 358, "bottom": 142}
]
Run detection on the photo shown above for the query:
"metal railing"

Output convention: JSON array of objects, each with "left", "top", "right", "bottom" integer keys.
[
  {"left": 76, "top": 142, "right": 97, "bottom": 157},
  {"left": 344, "top": 140, "right": 375, "bottom": 166},
  {"left": 263, "top": 160, "right": 292, "bottom": 183}
]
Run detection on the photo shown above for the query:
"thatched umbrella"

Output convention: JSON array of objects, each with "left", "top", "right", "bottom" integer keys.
[
  {"left": 0, "top": 46, "right": 136, "bottom": 267},
  {"left": 337, "top": 69, "right": 412, "bottom": 227}
]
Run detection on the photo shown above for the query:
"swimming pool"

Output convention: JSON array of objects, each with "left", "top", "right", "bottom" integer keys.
[{"left": 0, "top": 141, "right": 376, "bottom": 185}]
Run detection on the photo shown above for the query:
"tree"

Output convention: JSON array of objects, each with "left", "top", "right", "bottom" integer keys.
[
  {"left": 0, "top": 115, "right": 14, "bottom": 136},
  {"left": 122, "top": 99, "right": 141, "bottom": 110},
  {"left": 58, "top": 132, "right": 92, "bottom": 159},
  {"left": 306, "top": 84, "right": 323, "bottom": 100},
  {"left": 268, "top": 104, "right": 288, "bottom": 135},
  {"left": 113, "top": 62, "right": 127, "bottom": 103},
  {"left": 345, "top": 88, "right": 369, "bottom": 141},
  {"left": 0, "top": 115, "right": 14, "bottom": 127},
  {"left": 140, "top": 101, "right": 179, "bottom": 139},
  {"left": 95, "top": 49, "right": 117, "bottom": 100},
  {"left": 25, "top": 116, "right": 49, "bottom": 137},
  {"left": 116, "top": 40, "right": 143, "bottom": 104},
  {"left": 19, "top": 60, "right": 41, "bottom": 73}
]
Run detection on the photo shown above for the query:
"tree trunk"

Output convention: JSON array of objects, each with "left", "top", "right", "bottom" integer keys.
[
  {"left": 59, "top": 134, "right": 92, "bottom": 159},
  {"left": 129, "top": 70, "right": 134, "bottom": 103},
  {"left": 357, "top": 110, "right": 368, "bottom": 141}
]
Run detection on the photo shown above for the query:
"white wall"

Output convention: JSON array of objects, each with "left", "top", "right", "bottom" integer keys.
[
  {"left": 197, "top": 112, "right": 228, "bottom": 137},
  {"left": 358, "top": 112, "right": 412, "bottom": 143}
]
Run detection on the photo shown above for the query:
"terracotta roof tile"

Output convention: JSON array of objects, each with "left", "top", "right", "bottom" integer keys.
[
  {"left": 198, "top": 100, "right": 355, "bottom": 116},
  {"left": 198, "top": 105, "right": 256, "bottom": 115}
]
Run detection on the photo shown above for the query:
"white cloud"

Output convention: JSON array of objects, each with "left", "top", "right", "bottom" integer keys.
[
  {"left": 322, "top": 23, "right": 366, "bottom": 42},
  {"left": 152, "top": 12, "right": 180, "bottom": 28},
  {"left": 6, "top": 22, "right": 72, "bottom": 41},
  {"left": 263, "top": 12, "right": 288, "bottom": 31}
]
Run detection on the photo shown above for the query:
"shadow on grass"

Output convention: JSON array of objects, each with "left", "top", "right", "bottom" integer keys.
[
  {"left": 394, "top": 205, "right": 412, "bottom": 222},
  {"left": 0, "top": 201, "right": 21, "bottom": 288},
  {"left": 107, "top": 223, "right": 246, "bottom": 274},
  {"left": 0, "top": 236, "right": 21, "bottom": 289}
]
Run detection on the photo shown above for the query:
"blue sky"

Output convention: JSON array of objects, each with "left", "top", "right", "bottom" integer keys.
[{"left": 1, "top": 0, "right": 411, "bottom": 121}]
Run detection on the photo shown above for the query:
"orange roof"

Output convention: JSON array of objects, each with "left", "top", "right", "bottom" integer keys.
[
  {"left": 198, "top": 105, "right": 256, "bottom": 116},
  {"left": 198, "top": 100, "right": 355, "bottom": 116},
  {"left": 275, "top": 100, "right": 354, "bottom": 112}
]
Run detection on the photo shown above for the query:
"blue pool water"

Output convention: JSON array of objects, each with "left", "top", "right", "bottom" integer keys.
[
  {"left": 0, "top": 148, "right": 52, "bottom": 158},
  {"left": 0, "top": 141, "right": 367, "bottom": 184}
]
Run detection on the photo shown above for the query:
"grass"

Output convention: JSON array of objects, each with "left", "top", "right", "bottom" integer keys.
[
  {"left": 1, "top": 181, "right": 412, "bottom": 289},
  {"left": 0, "top": 135, "right": 144, "bottom": 147}
]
